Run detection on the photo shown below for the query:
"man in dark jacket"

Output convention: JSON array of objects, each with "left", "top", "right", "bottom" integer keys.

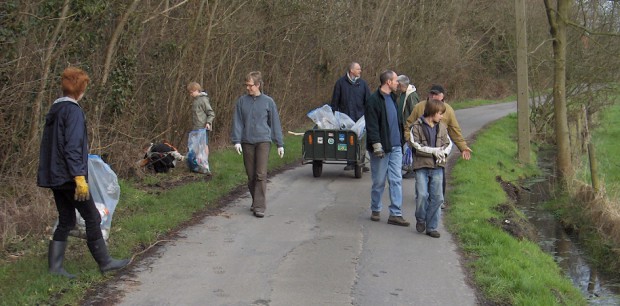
[
  {"left": 331, "top": 62, "right": 371, "bottom": 170},
  {"left": 364, "top": 70, "right": 410, "bottom": 227}
]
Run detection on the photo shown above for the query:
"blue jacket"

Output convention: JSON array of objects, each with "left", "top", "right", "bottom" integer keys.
[
  {"left": 37, "top": 97, "right": 89, "bottom": 188},
  {"left": 365, "top": 88, "right": 402, "bottom": 153},
  {"left": 331, "top": 74, "right": 370, "bottom": 122},
  {"left": 231, "top": 94, "right": 284, "bottom": 147}
]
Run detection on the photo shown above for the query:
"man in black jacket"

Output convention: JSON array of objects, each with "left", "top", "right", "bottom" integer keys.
[
  {"left": 331, "top": 62, "right": 371, "bottom": 170},
  {"left": 364, "top": 70, "right": 410, "bottom": 227}
]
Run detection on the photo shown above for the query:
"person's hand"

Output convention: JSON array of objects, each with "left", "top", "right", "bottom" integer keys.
[
  {"left": 277, "top": 147, "right": 284, "bottom": 158},
  {"left": 462, "top": 148, "right": 472, "bottom": 160},
  {"left": 234, "top": 144, "right": 242, "bottom": 155},
  {"left": 74, "top": 176, "right": 89, "bottom": 202},
  {"left": 372, "top": 143, "right": 385, "bottom": 158},
  {"left": 205, "top": 123, "right": 212, "bottom": 130}
]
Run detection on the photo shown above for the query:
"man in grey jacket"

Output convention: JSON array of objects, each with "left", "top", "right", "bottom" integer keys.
[
  {"left": 231, "top": 71, "right": 284, "bottom": 218},
  {"left": 188, "top": 82, "right": 215, "bottom": 175}
]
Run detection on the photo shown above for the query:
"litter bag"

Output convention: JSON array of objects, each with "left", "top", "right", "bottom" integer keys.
[
  {"left": 335, "top": 111, "right": 355, "bottom": 130},
  {"left": 307, "top": 104, "right": 338, "bottom": 129},
  {"left": 52, "top": 155, "right": 120, "bottom": 240},
  {"left": 351, "top": 116, "right": 366, "bottom": 139},
  {"left": 402, "top": 144, "right": 414, "bottom": 171},
  {"left": 187, "top": 128, "right": 210, "bottom": 173}
]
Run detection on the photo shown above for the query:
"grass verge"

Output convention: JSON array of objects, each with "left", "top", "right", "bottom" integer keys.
[
  {"left": 446, "top": 113, "right": 586, "bottom": 305},
  {"left": 0, "top": 131, "right": 305, "bottom": 305}
]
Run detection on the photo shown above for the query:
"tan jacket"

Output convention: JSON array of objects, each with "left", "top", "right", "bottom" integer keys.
[{"left": 404, "top": 100, "right": 469, "bottom": 152}]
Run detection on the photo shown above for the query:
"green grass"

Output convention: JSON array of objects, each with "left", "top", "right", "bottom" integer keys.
[
  {"left": 451, "top": 95, "right": 516, "bottom": 110},
  {"left": 446, "top": 113, "right": 587, "bottom": 305},
  {"left": 0, "top": 131, "right": 305, "bottom": 305},
  {"left": 589, "top": 96, "right": 620, "bottom": 195}
]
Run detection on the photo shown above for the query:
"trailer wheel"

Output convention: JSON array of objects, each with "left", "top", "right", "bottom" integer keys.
[
  {"left": 354, "top": 163, "right": 363, "bottom": 178},
  {"left": 312, "top": 161, "right": 323, "bottom": 177}
]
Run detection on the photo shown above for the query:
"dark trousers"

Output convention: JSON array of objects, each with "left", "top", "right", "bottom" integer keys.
[
  {"left": 241, "top": 142, "right": 271, "bottom": 213},
  {"left": 52, "top": 185, "right": 103, "bottom": 242}
]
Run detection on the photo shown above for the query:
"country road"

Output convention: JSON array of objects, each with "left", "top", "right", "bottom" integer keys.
[{"left": 105, "top": 102, "right": 517, "bottom": 306}]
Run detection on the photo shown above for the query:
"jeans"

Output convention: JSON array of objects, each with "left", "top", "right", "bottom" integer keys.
[
  {"left": 369, "top": 146, "right": 403, "bottom": 216},
  {"left": 242, "top": 142, "right": 271, "bottom": 213},
  {"left": 415, "top": 167, "right": 444, "bottom": 232},
  {"left": 52, "top": 184, "right": 103, "bottom": 242}
]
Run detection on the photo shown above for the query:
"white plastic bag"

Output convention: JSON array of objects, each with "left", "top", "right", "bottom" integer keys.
[
  {"left": 351, "top": 116, "right": 366, "bottom": 139},
  {"left": 335, "top": 111, "right": 355, "bottom": 130},
  {"left": 52, "top": 155, "right": 120, "bottom": 240},
  {"left": 187, "top": 129, "right": 210, "bottom": 173},
  {"left": 307, "top": 104, "right": 338, "bottom": 129}
]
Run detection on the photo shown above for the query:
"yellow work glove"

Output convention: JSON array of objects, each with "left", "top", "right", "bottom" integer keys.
[{"left": 74, "top": 176, "right": 90, "bottom": 202}]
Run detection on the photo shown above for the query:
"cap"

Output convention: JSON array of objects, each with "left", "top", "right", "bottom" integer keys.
[{"left": 429, "top": 84, "right": 445, "bottom": 95}]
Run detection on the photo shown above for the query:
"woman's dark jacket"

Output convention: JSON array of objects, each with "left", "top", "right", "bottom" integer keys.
[{"left": 37, "top": 97, "right": 89, "bottom": 188}]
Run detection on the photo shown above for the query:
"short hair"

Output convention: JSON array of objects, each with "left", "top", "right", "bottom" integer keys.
[
  {"left": 379, "top": 70, "right": 395, "bottom": 85},
  {"left": 396, "top": 75, "right": 410, "bottom": 86},
  {"left": 187, "top": 82, "right": 202, "bottom": 92},
  {"left": 245, "top": 71, "right": 263, "bottom": 89},
  {"left": 61, "top": 67, "right": 90, "bottom": 99},
  {"left": 348, "top": 62, "right": 360, "bottom": 72},
  {"left": 423, "top": 99, "right": 446, "bottom": 117}
]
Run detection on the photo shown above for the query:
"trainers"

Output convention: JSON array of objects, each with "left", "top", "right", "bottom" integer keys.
[
  {"left": 387, "top": 215, "right": 410, "bottom": 227},
  {"left": 363, "top": 166, "right": 370, "bottom": 172},
  {"left": 253, "top": 211, "right": 265, "bottom": 218},
  {"left": 344, "top": 164, "right": 354, "bottom": 171},
  {"left": 250, "top": 206, "right": 255, "bottom": 212},
  {"left": 416, "top": 221, "right": 426, "bottom": 233},
  {"left": 426, "top": 231, "right": 440, "bottom": 238},
  {"left": 370, "top": 211, "right": 380, "bottom": 221}
]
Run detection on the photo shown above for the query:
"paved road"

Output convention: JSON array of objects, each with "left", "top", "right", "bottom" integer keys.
[{"left": 110, "top": 102, "right": 517, "bottom": 306}]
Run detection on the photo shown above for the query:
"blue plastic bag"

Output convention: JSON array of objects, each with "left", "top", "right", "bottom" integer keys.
[{"left": 187, "top": 129, "right": 210, "bottom": 173}]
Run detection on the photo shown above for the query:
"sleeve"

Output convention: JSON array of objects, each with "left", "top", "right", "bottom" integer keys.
[
  {"left": 231, "top": 99, "right": 243, "bottom": 144},
  {"left": 269, "top": 100, "right": 284, "bottom": 148},
  {"left": 440, "top": 124, "right": 453, "bottom": 155},
  {"left": 404, "top": 102, "right": 424, "bottom": 143},
  {"left": 364, "top": 98, "right": 381, "bottom": 146},
  {"left": 331, "top": 80, "right": 341, "bottom": 112},
  {"left": 445, "top": 106, "right": 469, "bottom": 152},
  {"left": 203, "top": 97, "right": 215, "bottom": 125},
  {"left": 63, "top": 106, "right": 87, "bottom": 177},
  {"left": 410, "top": 124, "right": 437, "bottom": 157}
]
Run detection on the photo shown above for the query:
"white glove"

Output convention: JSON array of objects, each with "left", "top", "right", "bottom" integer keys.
[
  {"left": 277, "top": 147, "right": 284, "bottom": 158},
  {"left": 234, "top": 144, "right": 242, "bottom": 155},
  {"left": 433, "top": 150, "right": 447, "bottom": 164}
]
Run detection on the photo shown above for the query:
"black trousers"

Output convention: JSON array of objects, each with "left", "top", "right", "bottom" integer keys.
[{"left": 52, "top": 184, "right": 103, "bottom": 242}]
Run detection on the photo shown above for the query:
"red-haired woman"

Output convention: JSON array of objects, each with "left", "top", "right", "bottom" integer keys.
[{"left": 37, "top": 67, "right": 129, "bottom": 278}]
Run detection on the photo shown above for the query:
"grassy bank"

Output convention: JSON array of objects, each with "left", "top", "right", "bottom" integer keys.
[
  {"left": 0, "top": 132, "right": 305, "bottom": 305},
  {"left": 552, "top": 94, "right": 620, "bottom": 278},
  {"left": 446, "top": 113, "right": 586, "bottom": 305}
]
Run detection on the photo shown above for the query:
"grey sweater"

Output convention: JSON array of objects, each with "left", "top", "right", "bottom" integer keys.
[{"left": 231, "top": 94, "right": 284, "bottom": 147}]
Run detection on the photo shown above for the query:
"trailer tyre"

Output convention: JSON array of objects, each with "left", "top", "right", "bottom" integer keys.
[
  {"left": 354, "top": 163, "right": 363, "bottom": 179},
  {"left": 312, "top": 161, "right": 323, "bottom": 177}
]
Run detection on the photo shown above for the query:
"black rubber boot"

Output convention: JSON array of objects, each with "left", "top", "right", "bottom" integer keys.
[
  {"left": 87, "top": 238, "right": 130, "bottom": 274},
  {"left": 48, "top": 240, "right": 76, "bottom": 279}
]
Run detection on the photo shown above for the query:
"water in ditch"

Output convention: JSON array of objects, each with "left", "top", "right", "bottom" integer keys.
[{"left": 518, "top": 175, "right": 620, "bottom": 305}]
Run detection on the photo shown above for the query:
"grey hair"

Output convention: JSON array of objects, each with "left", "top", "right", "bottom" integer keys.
[
  {"left": 348, "top": 62, "right": 360, "bottom": 72},
  {"left": 397, "top": 75, "right": 410, "bottom": 86}
]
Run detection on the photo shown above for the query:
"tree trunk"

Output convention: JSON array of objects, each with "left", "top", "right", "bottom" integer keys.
[
  {"left": 544, "top": 0, "right": 573, "bottom": 181},
  {"left": 101, "top": 0, "right": 141, "bottom": 86},
  {"left": 28, "top": 0, "right": 70, "bottom": 146}
]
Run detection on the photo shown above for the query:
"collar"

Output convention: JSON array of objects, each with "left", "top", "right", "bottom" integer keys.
[{"left": 53, "top": 96, "right": 79, "bottom": 106}]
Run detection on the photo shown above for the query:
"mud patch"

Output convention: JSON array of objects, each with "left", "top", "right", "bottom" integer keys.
[{"left": 489, "top": 176, "right": 537, "bottom": 241}]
